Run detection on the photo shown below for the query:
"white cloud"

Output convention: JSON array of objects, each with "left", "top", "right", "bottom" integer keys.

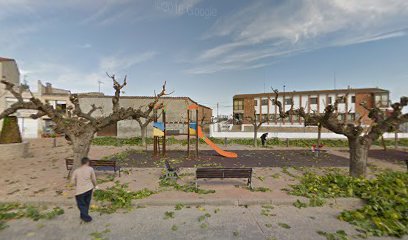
[
  {"left": 19, "top": 51, "right": 158, "bottom": 93},
  {"left": 189, "top": 0, "right": 408, "bottom": 74},
  {"left": 99, "top": 51, "right": 158, "bottom": 72}
]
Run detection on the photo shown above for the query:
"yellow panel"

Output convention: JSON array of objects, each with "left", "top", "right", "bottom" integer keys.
[{"left": 153, "top": 128, "right": 164, "bottom": 137}]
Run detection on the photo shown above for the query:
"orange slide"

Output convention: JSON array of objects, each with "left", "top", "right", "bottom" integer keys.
[{"left": 197, "top": 126, "right": 238, "bottom": 158}]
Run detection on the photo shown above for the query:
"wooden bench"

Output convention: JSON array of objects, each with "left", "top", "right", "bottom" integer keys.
[
  {"left": 196, "top": 168, "right": 252, "bottom": 188},
  {"left": 65, "top": 158, "right": 121, "bottom": 178}
]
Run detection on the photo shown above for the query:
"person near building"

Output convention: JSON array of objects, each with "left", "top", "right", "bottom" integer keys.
[{"left": 260, "top": 133, "right": 268, "bottom": 147}]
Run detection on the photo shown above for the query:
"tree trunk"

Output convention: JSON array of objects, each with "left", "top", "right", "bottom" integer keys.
[
  {"left": 140, "top": 125, "right": 147, "bottom": 147},
  {"left": 348, "top": 137, "right": 370, "bottom": 178},
  {"left": 316, "top": 123, "right": 322, "bottom": 157},
  {"left": 253, "top": 127, "right": 258, "bottom": 147},
  {"left": 71, "top": 132, "right": 94, "bottom": 169}
]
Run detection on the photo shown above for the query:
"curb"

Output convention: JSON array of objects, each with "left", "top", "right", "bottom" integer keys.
[{"left": 0, "top": 197, "right": 363, "bottom": 208}]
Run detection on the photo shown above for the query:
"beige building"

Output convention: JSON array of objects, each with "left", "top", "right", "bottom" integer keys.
[
  {"left": 79, "top": 96, "right": 212, "bottom": 137},
  {"left": 0, "top": 57, "right": 212, "bottom": 138}
]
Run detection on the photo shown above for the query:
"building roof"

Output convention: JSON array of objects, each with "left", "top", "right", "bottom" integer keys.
[
  {"left": 233, "top": 87, "right": 389, "bottom": 99},
  {"left": 79, "top": 95, "right": 212, "bottom": 110},
  {"left": 0, "top": 57, "right": 15, "bottom": 62}
]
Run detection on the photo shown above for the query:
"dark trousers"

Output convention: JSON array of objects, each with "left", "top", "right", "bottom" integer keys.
[
  {"left": 261, "top": 139, "right": 266, "bottom": 146},
  {"left": 75, "top": 189, "right": 93, "bottom": 222}
]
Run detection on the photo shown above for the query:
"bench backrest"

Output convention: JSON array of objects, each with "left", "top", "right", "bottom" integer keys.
[
  {"left": 65, "top": 158, "right": 116, "bottom": 167},
  {"left": 196, "top": 168, "right": 252, "bottom": 179},
  {"left": 90, "top": 160, "right": 116, "bottom": 167}
]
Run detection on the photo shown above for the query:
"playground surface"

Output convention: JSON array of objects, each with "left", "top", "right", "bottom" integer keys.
[
  {"left": 112, "top": 150, "right": 349, "bottom": 168},
  {"left": 339, "top": 149, "right": 408, "bottom": 167}
]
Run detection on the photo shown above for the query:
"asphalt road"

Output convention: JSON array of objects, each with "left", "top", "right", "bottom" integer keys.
[{"left": 1, "top": 204, "right": 405, "bottom": 240}]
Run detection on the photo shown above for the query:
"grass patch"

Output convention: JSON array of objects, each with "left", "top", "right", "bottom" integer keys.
[
  {"left": 261, "top": 205, "right": 275, "bottom": 217},
  {"left": 278, "top": 223, "right": 291, "bottom": 229},
  {"left": 90, "top": 229, "right": 110, "bottom": 240},
  {"left": 293, "top": 199, "right": 307, "bottom": 209},
  {"left": 317, "top": 230, "right": 349, "bottom": 240},
  {"left": 250, "top": 187, "right": 271, "bottom": 192},
  {"left": 174, "top": 203, "right": 184, "bottom": 211},
  {"left": 96, "top": 175, "right": 115, "bottom": 184},
  {"left": 164, "top": 211, "right": 175, "bottom": 219}
]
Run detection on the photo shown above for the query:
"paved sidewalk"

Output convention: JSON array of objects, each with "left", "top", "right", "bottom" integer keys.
[{"left": 1, "top": 204, "right": 404, "bottom": 240}]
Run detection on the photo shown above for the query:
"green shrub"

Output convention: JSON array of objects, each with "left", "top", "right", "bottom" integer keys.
[
  {"left": 93, "top": 181, "right": 155, "bottom": 214},
  {"left": 0, "top": 203, "right": 64, "bottom": 230},
  {"left": 92, "top": 136, "right": 408, "bottom": 147},
  {"left": 290, "top": 171, "right": 408, "bottom": 237}
]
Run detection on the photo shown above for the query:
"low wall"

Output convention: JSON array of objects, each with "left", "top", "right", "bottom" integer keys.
[
  {"left": 209, "top": 125, "right": 408, "bottom": 139},
  {"left": 0, "top": 142, "right": 29, "bottom": 160}
]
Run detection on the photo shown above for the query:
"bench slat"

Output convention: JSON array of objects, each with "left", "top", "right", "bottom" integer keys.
[
  {"left": 65, "top": 158, "right": 120, "bottom": 177},
  {"left": 196, "top": 168, "right": 252, "bottom": 179}
]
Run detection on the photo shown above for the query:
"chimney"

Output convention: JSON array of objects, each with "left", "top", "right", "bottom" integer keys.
[{"left": 45, "top": 82, "right": 52, "bottom": 94}]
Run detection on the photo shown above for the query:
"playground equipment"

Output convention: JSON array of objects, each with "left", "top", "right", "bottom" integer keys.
[
  {"left": 152, "top": 104, "right": 237, "bottom": 158},
  {"left": 153, "top": 109, "right": 166, "bottom": 157},
  {"left": 197, "top": 126, "right": 237, "bottom": 158}
]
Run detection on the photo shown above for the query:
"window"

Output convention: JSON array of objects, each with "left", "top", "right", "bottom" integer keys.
[
  {"left": 43, "top": 119, "right": 56, "bottom": 135},
  {"left": 336, "top": 96, "right": 345, "bottom": 103},
  {"left": 261, "top": 99, "right": 268, "bottom": 106},
  {"left": 56, "top": 101, "right": 67, "bottom": 113},
  {"left": 337, "top": 113, "right": 345, "bottom": 121},
  {"left": 347, "top": 113, "right": 356, "bottom": 121},
  {"left": 233, "top": 99, "right": 244, "bottom": 110},
  {"left": 310, "top": 97, "right": 318, "bottom": 104},
  {"left": 374, "top": 93, "right": 389, "bottom": 107},
  {"left": 285, "top": 98, "right": 293, "bottom": 105},
  {"left": 255, "top": 114, "right": 259, "bottom": 121},
  {"left": 351, "top": 96, "right": 356, "bottom": 103},
  {"left": 45, "top": 100, "right": 67, "bottom": 113},
  {"left": 254, "top": 100, "right": 258, "bottom": 106},
  {"left": 328, "top": 97, "right": 332, "bottom": 104},
  {"left": 234, "top": 113, "right": 243, "bottom": 124}
]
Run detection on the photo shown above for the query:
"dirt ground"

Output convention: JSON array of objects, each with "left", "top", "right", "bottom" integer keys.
[{"left": 0, "top": 138, "right": 406, "bottom": 205}]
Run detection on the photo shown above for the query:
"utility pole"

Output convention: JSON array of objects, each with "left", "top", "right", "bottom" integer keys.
[
  {"left": 98, "top": 81, "right": 103, "bottom": 93},
  {"left": 216, "top": 102, "right": 219, "bottom": 119}
]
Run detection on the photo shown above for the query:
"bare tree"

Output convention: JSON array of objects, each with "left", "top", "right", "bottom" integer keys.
[
  {"left": 135, "top": 118, "right": 151, "bottom": 147},
  {"left": 0, "top": 73, "right": 168, "bottom": 168},
  {"left": 135, "top": 110, "right": 164, "bottom": 146},
  {"left": 246, "top": 110, "right": 268, "bottom": 147},
  {"left": 273, "top": 89, "right": 408, "bottom": 177}
]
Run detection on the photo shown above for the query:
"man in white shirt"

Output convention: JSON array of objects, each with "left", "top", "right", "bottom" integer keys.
[{"left": 71, "top": 157, "right": 97, "bottom": 222}]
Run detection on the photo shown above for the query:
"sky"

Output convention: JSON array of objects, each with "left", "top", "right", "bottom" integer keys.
[{"left": 1, "top": 0, "right": 408, "bottom": 115}]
